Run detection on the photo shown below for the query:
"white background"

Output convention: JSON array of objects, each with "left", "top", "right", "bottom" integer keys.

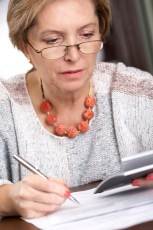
[{"left": 0, "top": 0, "right": 31, "bottom": 78}]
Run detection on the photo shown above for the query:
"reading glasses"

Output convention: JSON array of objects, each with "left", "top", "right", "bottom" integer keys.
[{"left": 27, "top": 40, "right": 103, "bottom": 60}]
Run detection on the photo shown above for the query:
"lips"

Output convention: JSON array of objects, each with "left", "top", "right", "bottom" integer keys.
[
  {"left": 60, "top": 69, "right": 83, "bottom": 74},
  {"left": 59, "top": 69, "right": 84, "bottom": 79}
]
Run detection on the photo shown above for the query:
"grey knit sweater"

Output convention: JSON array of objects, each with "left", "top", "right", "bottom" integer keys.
[{"left": 0, "top": 62, "right": 153, "bottom": 187}]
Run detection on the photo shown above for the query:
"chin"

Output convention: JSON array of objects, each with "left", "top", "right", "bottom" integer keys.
[{"left": 60, "top": 80, "right": 89, "bottom": 93}]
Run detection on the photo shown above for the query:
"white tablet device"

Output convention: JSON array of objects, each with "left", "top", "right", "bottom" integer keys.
[{"left": 95, "top": 150, "right": 153, "bottom": 193}]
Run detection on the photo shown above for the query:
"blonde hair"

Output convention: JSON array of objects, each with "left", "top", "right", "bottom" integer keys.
[{"left": 7, "top": 0, "right": 111, "bottom": 50}]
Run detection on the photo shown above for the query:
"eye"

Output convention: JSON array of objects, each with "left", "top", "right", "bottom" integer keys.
[
  {"left": 81, "top": 32, "right": 95, "bottom": 39},
  {"left": 43, "top": 38, "right": 61, "bottom": 45}
]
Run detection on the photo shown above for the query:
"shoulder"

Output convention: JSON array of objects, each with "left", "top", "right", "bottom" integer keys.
[
  {"left": 115, "top": 62, "right": 152, "bottom": 80},
  {"left": 112, "top": 62, "right": 153, "bottom": 98},
  {"left": 0, "top": 73, "right": 26, "bottom": 102},
  {"left": 94, "top": 62, "right": 153, "bottom": 98},
  {"left": 0, "top": 75, "right": 26, "bottom": 143},
  {"left": 95, "top": 61, "right": 152, "bottom": 80},
  {"left": 93, "top": 62, "right": 116, "bottom": 95},
  {"left": 0, "top": 74, "right": 26, "bottom": 130}
]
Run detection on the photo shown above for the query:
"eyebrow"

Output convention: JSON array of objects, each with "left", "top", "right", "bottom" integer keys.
[
  {"left": 39, "top": 23, "right": 98, "bottom": 36},
  {"left": 79, "top": 22, "right": 98, "bottom": 30}
]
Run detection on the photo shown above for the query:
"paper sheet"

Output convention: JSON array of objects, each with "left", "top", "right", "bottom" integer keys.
[{"left": 24, "top": 185, "right": 153, "bottom": 230}]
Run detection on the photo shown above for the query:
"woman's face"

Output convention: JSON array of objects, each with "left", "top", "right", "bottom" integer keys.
[{"left": 27, "top": 0, "right": 101, "bottom": 93}]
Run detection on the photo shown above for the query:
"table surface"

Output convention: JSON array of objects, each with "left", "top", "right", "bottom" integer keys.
[{"left": 0, "top": 182, "right": 153, "bottom": 230}]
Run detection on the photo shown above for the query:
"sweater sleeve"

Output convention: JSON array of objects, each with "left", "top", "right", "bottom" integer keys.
[
  {"left": 112, "top": 63, "right": 153, "bottom": 158},
  {"left": 0, "top": 82, "right": 19, "bottom": 185}
]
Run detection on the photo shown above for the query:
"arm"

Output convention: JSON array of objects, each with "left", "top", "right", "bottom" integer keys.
[
  {"left": 112, "top": 63, "right": 153, "bottom": 157},
  {"left": 112, "top": 63, "right": 153, "bottom": 187},
  {"left": 0, "top": 92, "right": 70, "bottom": 218},
  {"left": 0, "top": 135, "right": 70, "bottom": 218},
  {"left": 0, "top": 184, "right": 15, "bottom": 216}
]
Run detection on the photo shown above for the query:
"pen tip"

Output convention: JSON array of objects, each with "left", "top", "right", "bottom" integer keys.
[{"left": 70, "top": 195, "right": 80, "bottom": 204}]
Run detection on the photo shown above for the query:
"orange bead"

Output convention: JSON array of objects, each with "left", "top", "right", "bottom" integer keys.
[
  {"left": 67, "top": 127, "right": 79, "bottom": 138},
  {"left": 83, "top": 109, "right": 94, "bottom": 120},
  {"left": 45, "top": 114, "right": 57, "bottom": 125},
  {"left": 40, "top": 100, "right": 52, "bottom": 113},
  {"left": 54, "top": 124, "right": 66, "bottom": 136},
  {"left": 84, "top": 96, "right": 96, "bottom": 108},
  {"left": 77, "top": 121, "right": 89, "bottom": 133}
]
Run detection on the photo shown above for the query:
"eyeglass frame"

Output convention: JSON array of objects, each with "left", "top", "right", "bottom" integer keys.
[{"left": 26, "top": 39, "right": 103, "bottom": 60}]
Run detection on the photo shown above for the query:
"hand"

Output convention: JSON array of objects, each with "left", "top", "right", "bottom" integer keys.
[
  {"left": 7, "top": 175, "right": 70, "bottom": 218},
  {"left": 132, "top": 173, "right": 153, "bottom": 187}
]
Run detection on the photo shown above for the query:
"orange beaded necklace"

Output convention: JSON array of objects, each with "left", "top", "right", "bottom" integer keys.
[{"left": 40, "top": 80, "right": 96, "bottom": 138}]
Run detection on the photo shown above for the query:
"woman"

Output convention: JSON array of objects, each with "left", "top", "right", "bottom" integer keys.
[{"left": 0, "top": 0, "right": 153, "bottom": 218}]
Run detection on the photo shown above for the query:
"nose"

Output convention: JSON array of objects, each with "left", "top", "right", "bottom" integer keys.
[{"left": 64, "top": 45, "right": 80, "bottom": 62}]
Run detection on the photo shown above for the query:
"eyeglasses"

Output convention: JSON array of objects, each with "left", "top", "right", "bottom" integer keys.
[{"left": 27, "top": 40, "right": 103, "bottom": 60}]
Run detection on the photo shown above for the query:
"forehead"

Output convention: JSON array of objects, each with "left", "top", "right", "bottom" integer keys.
[{"left": 34, "top": 0, "right": 98, "bottom": 31}]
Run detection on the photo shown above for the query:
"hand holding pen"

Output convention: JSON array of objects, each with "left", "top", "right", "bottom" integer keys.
[
  {"left": 13, "top": 155, "right": 79, "bottom": 205},
  {"left": 6, "top": 155, "right": 79, "bottom": 219}
]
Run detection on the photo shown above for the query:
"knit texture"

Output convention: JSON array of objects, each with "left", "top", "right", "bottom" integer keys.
[{"left": 0, "top": 62, "right": 153, "bottom": 187}]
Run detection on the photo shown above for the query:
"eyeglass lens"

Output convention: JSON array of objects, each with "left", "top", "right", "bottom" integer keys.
[{"left": 42, "top": 40, "right": 102, "bottom": 59}]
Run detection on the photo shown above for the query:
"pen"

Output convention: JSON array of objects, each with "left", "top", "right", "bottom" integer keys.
[{"left": 13, "top": 154, "right": 80, "bottom": 204}]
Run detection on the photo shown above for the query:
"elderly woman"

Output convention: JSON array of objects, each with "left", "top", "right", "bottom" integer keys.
[{"left": 0, "top": 0, "right": 153, "bottom": 219}]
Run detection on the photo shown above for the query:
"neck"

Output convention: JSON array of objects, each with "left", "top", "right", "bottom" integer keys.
[{"left": 41, "top": 81, "right": 90, "bottom": 109}]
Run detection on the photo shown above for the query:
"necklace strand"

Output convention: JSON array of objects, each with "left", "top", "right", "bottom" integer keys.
[{"left": 40, "top": 80, "right": 96, "bottom": 138}]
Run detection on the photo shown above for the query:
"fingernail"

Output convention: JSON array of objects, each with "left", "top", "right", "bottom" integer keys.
[
  {"left": 64, "top": 190, "right": 71, "bottom": 198},
  {"left": 132, "top": 179, "right": 141, "bottom": 186},
  {"left": 146, "top": 174, "right": 153, "bottom": 181}
]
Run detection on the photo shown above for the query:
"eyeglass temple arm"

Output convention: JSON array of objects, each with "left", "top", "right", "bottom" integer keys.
[{"left": 27, "top": 40, "right": 41, "bottom": 53}]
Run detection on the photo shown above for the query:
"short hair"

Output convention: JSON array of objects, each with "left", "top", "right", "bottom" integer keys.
[{"left": 7, "top": 0, "right": 111, "bottom": 50}]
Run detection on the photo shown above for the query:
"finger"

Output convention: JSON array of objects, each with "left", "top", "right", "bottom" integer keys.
[
  {"left": 146, "top": 173, "right": 153, "bottom": 181},
  {"left": 52, "top": 178, "right": 67, "bottom": 186},
  {"left": 132, "top": 178, "right": 153, "bottom": 187},
  {"left": 33, "top": 202, "right": 59, "bottom": 213},
  {"left": 20, "top": 200, "right": 59, "bottom": 218},
  {"left": 22, "top": 175, "right": 69, "bottom": 196},
  {"left": 132, "top": 178, "right": 146, "bottom": 186},
  {"left": 22, "top": 185, "right": 67, "bottom": 205},
  {"left": 48, "top": 178, "right": 70, "bottom": 196},
  {"left": 22, "top": 210, "right": 47, "bottom": 219}
]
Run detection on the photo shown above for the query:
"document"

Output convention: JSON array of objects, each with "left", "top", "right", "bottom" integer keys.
[{"left": 24, "top": 185, "right": 153, "bottom": 230}]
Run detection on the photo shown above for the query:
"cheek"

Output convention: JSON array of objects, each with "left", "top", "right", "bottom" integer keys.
[
  {"left": 86, "top": 52, "right": 97, "bottom": 63},
  {"left": 30, "top": 55, "right": 44, "bottom": 72},
  {"left": 86, "top": 54, "right": 97, "bottom": 71},
  {"left": 34, "top": 58, "right": 57, "bottom": 76},
  {"left": 45, "top": 63, "right": 60, "bottom": 78}
]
